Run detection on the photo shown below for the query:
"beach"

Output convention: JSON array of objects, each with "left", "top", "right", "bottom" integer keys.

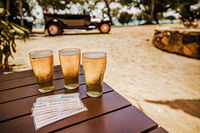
[{"left": 10, "top": 24, "right": 200, "bottom": 133}]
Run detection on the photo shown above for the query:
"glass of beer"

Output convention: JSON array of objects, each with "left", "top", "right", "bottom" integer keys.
[
  {"left": 59, "top": 48, "right": 81, "bottom": 89},
  {"left": 82, "top": 52, "right": 107, "bottom": 97},
  {"left": 29, "top": 50, "right": 54, "bottom": 93}
]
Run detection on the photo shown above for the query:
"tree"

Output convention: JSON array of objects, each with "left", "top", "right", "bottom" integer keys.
[
  {"left": 103, "top": 0, "right": 112, "bottom": 24},
  {"left": 134, "top": 0, "right": 176, "bottom": 24},
  {"left": 5, "top": 0, "right": 9, "bottom": 21},
  {"left": 102, "top": 0, "right": 133, "bottom": 25},
  {"left": 150, "top": 0, "right": 156, "bottom": 23},
  {"left": 175, "top": 0, "right": 199, "bottom": 27},
  {"left": 136, "top": 11, "right": 151, "bottom": 24},
  {"left": 18, "top": 0, "right": 24, "bottom": 26},
  {"left": 167, "top": 15, "right": 175, "bottom": 23},
  {"left": 3, "top": 0, "right": 33, "bottom": 30},
  {"left": 118, "top": 12, "right": 133, "bottom": 25},
  {"left": 0, "top": 1, "right": 29, "bottom": 71},
  {"left": 161, "top": 0, "right": 199, "bottom": 27},
  {"left": 37, "top": 0, "right": 71, "bottom": 12}
]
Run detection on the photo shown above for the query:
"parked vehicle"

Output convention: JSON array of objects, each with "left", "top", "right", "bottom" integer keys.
[{"left": 43, "top": 12, "right": 111, "bottom": 36}]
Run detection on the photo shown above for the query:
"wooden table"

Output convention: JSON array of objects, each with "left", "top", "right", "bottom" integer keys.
[{"left": 0, "top": 66, "right": 168, "bottom": 133}]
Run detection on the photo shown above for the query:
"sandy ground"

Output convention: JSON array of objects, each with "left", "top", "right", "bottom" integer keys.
[{"left": 9, "top": 24, "right": 200, "bottom": 133}]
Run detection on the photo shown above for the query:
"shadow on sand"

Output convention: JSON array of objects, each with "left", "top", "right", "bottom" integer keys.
[
  {"left": 145, "top": 99, "right": 200, "bottom": 119},
  {"left": 29, "top": 32, "right": 104, "bottom": 38},
  {"left": 45, "top": 32, "right": 103, "bottom": 37}
]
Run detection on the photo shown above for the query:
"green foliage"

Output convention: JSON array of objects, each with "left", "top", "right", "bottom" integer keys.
[
  {"left": 0, "top": 1, "right": 29, "bottom": 70},
  {"left": 118, "top": 12, "right": 133, "bottom": 25},
  {"left": 112, "top": 8, "right": 120, "bottom": 18},
  {"left": 169, "top": 0, "right": 199, "bottom": 27},
  {"left": 119, "top": 0, "right": 134, "bottom": 6},
  {"left": 0, "top": 2, "right": 6, "bottom": 17},
  {"left": 134, "top": 0, "right": 199, "bottom": 25},
  {"left": 37, "top": 0, "right": 82, "bottom": 11},
  {"left": 9, "top": 0, "right": 32, "bottom": 18},
  {"left": 177, "top": 1, "right": 199, "bottom": 20},
  {"left": 133, "top": 0, "right": 173, "bottom": 24},
  {"left": 38, "top": 0, "right": 66, "bottom": 11},
  {"left": 136, "top": 12, "right": 151, "bottom": 24}
]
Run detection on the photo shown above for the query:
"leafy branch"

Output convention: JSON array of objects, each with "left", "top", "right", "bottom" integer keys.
[{"left": 0, "top": 1, "right": 29, "bottom": 71}]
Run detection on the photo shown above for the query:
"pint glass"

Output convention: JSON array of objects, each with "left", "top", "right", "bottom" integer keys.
[
  {"left": 29, "top": 50, "right": 54, "bottom": 93},
  {"left": 82, "top": 52, "right": 107, "bottom": 97},
  {"left": 59, "top": 48, "right": 81, "bottom": 89}
]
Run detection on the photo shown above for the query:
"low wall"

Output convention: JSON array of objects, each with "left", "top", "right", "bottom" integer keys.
[{"left": 153, "top": 27, "right": 200, "bottom": 59}]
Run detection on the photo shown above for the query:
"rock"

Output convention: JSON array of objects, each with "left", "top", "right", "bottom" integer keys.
[{"left": 153, "top": 27, "right": 200, "bottom": 59}]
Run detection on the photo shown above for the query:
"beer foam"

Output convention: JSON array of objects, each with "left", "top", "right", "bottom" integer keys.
[
  {"left": 30, "top": 50, "right": 53, "bottom": 58},
  {"left": 83, "top": 52, "right": 106, "bottom": 59},
  {"left": 59, "top": 48, "right": 80, "bottom": 56},
  {"left": 59, "top": 51, "right": 80, "bottom": 56}
]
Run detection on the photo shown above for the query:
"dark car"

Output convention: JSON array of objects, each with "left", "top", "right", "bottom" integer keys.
[{"left": 43, "top": 12, "right": 111, "bottom": 36}]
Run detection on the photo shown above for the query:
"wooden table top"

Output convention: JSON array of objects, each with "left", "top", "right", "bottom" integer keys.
[{"left": 0, "top": 66, "right": 168, "bottom": 133}]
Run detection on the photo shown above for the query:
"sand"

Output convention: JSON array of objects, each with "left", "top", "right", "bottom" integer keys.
[{"left": 9, "top": 24, "right": 200, "bottom": 133}]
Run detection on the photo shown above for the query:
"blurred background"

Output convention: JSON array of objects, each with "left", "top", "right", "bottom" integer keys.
[{"left": 1, "top": 0, "right": 200, "bottom": 29}]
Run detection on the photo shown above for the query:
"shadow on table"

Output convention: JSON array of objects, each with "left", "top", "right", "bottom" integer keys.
[
  {"left": 145, "top": 99, "right": 200, "bottom": 119},
  {"left": 0, "top": 64, "right": 27, "bottom": 74}
]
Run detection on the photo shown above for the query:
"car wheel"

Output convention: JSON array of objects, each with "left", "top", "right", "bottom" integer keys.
[
  {"left": 99, "top": 23, "right": 110, "bottom": 34},
  {"left": 47, "top": 23, "right": 62, "bottom": 36}
]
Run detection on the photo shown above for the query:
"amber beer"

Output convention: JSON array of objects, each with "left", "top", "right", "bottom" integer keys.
[
  {"left": 29, "top": 50, "right": 54, "bottom": 93},
  {"left": 59, "top": 48, "right": 80, "bottom": 89},
  {"left": 82, "top": 52, "right": 107, "bottom": 97}
]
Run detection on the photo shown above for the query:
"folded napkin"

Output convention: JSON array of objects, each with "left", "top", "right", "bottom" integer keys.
[{"left": 32, "top": 93, "right": 87, "bottom": 130}]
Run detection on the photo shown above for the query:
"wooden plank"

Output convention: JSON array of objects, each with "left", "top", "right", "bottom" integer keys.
[
  {"left": 148, "top": 127, "right": 168, "bottom": 133},
  {"left": 0, "top": 75, "right": 85, "bottom": 104},
  {"left": 0, "top": 83, "right": 113, "bottom": 122},
  {"left": 0, "top": 68, "right": 84, "bottom": 91},
  {"left": 0, "top": 70, "right": 34, "bottom": 81},
  {"left": 79, "top": 83, "right": 113, "bottom": 99},
  {"left": 0, "top": 65, "right": 61, "bottom": 82},
  {"left": 0, "top": 91, "right": 130, "bottom": 133},
  {"left": 56, "top": 106, "right": 158, "bottom": 133},
  {"left": 0, "top": 66, "right": 84, "bottom": 82},
  {"left": 0, "top": 71, "right": 62, "bottom": 91}
]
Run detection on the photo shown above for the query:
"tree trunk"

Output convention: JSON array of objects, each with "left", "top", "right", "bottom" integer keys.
[
  {"left": 103, "top": 0, "right": 113, "bottom": 25},
  {"left": 18, "top": 0, "right": 24, "bottom": 27},
  {"left": 0, "top": 49, "right": 3, "bottom": 71},
  {"left": 5, "top": 0, "right": 10, "bottom": 21},
  {"left": 154, "top": 16, "right": 159, "bottom": 24},
  {"left": 150, "top": 0, "right": 156, "bottom": 23},
  {"left": 4, "top": 55, "right": 9, "bottom": 70}
]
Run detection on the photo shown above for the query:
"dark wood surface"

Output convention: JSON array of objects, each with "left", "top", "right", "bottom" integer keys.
[
  {"left": 0, "top": 65, "right": 164, "bottom": 133},
  {"left": 0, "top": 66, "right": 83, "bottom": 82},
  {"left": 56, "top": 106, "right": 158, "bottom": 133},
  {"left": 0, "top": 66, "right": 83, "bottom": 91}
]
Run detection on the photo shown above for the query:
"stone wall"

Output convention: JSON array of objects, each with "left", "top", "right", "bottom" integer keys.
[{"left": 153, "top": 27, "right": 200, "bottom": 59}]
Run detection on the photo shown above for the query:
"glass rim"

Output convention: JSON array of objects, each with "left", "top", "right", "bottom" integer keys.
[
  {"left": 29, "top": 50, "right": 53, "bottom": 58},
  {"left": 59, "top": 48, "right": 81, "bottom": 55},
  {"left": 82, "top": 52, "right": 107, "bottom": 59}
]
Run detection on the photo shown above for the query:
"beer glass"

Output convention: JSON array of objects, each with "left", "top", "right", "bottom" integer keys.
[
  {"left": 29, "top": 50, "right": 54, "bottom": 93},
  {"left": 59, "top": 48, "right": 81, "bottom": 89},
  {"left": 82, "top": 52, "right": 107, "bottom": 97}
]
